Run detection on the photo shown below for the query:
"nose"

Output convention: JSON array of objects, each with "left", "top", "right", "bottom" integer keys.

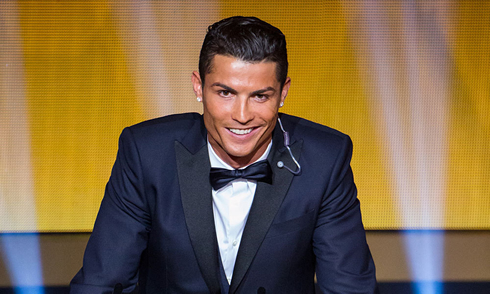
[{"left": 232, "top": 97, "right": 254, "bottom": 124}]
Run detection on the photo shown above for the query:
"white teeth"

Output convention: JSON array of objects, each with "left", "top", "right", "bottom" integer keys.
[{"left": 229, "top": 128, "right": 252, "bottom": 135}]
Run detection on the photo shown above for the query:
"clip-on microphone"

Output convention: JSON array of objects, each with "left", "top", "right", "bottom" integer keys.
[{"left": 276, "top": 117, "right": 301, "bottom": 175}]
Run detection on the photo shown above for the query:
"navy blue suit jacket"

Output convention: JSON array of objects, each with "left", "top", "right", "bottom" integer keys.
[{"left": 70, "top": 113, "right": 377, "bottom": 293}]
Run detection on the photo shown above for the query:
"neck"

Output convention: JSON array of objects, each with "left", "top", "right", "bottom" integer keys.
[{"left": 208, "top": 138, "right": 272, "bottom": 169}]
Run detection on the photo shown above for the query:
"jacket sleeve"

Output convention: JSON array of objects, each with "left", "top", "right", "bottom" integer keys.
[
  {"left": 70, "top": 127, "right": 151, "bottom": 294},
  {"left": 313, "top": 135, "right": 378, "bottom": 294}
]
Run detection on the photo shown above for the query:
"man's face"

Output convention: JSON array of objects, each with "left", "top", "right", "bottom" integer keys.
[{"left": 192, "top": 55, "right": 290, "bottom": 168}]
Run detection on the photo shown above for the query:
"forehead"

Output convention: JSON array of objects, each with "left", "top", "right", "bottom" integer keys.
[{"left": 206, "top": 55, "right": 279, "bottom": 86}]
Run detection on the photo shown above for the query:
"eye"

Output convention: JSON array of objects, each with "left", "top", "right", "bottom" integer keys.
[
  {"left": 218, "top": 90, "right": 232, "bottom": 97},
  {"left": 254, "top": 94, "right": 269, "bottom": 101}
]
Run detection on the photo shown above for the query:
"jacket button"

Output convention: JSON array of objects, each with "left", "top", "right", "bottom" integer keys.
[{"left": 257, "top": 287, "right": 266, "bottom": 294}]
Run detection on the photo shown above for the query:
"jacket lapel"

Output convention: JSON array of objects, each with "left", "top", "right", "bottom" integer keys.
[
  {"left": 175, "top": 114, "right": 303, "bottom": 294},
  {"left": 229, "top": 122, "right": 303, "bottom": 293},
  {"left": 175, "top": 117, "right": 221, "bottom": 294}
]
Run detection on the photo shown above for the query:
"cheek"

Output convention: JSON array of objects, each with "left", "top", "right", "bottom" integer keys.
[
  {"left": 204, "top": 95, "right": 226, "bottom": 113},
  {"left": 203, "top": 105, "right": 227, "bottom": 134},
  {"left": 260, "top": 107, "right": 280, "bottom": 124}
]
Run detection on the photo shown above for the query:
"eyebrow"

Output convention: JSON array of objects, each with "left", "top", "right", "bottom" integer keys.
[
  {"left": 210, "top": 83, "right": 236, "bottom": 94},
  {"left": 210, "top": 83, "right": 276, "bottom": 96},
  {"left": 250, "top": 87, "right": 276, "bottom": 96}
]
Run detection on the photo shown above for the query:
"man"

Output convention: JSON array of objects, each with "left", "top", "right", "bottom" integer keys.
[{"left": 71, "top": 16, "right": 377, "bottom": 293}]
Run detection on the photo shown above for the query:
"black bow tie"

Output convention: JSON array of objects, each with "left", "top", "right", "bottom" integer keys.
[{"left": 209, "top": 160, "right": 273, "bottom": 190}]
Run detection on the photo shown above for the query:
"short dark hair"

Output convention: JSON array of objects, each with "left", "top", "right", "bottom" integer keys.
[{"left": 199, "top": 16, "right": 288, "bottom": 86}]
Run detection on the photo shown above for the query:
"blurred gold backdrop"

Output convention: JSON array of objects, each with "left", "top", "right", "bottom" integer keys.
[{"left": 0, "top": 1, "right": 488, "bottom": 231}]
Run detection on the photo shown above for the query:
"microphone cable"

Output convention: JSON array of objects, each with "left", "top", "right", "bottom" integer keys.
[{"left": 276, "top": 117, "right": 301, "bottom": 175}]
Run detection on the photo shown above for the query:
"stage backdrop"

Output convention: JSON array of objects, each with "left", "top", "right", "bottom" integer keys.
[{"left": 1, "top": 1, "right": 488, "bottom": 232}]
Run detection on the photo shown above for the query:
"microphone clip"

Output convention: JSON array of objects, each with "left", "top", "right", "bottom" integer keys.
[{"left": 277, "top": 117, "right": 301, "bottom": 175}]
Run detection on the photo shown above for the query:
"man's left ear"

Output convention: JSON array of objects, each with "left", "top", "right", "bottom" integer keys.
[
  {"left": 280, "top": 77, "right": 291, "bottom": 107},
  {"left": 191, "top": 71, "right": 203, "bottom": 101}
]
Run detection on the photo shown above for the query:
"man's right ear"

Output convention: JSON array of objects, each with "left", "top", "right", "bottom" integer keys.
[{"left": 191, "top": 71, "right": 203, "bottom": 101}]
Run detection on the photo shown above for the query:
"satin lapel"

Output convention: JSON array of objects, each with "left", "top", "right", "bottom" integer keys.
[
  {"left": 175, "top": 141, "right": 221, "bottom": 294},
  {"left": 229, "top": 134, "right": 303, "bottom": 293}
]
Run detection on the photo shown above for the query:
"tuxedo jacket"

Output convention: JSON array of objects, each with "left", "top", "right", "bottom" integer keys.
[{"left": 70, "top": 113, "right": 377, "bottom": 294}]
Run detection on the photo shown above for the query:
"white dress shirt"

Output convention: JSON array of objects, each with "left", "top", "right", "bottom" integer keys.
[{"left": 207, "top": 140, "right": 272, "bottom": 285}]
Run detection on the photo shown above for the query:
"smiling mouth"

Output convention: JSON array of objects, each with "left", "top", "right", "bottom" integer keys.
[{"left": 228, "top": 128, "right": 253, "bottom": 135}]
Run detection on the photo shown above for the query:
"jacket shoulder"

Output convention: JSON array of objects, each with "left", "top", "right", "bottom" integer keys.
[
  {"left": 124, "top": 112, "right": 203, "bottom": 141},
  {"left": 130, "top": 112, "right": 202, "bottom": 131},
  {"left": 279, "top": 113, "right": 351, "bottom": 148}
]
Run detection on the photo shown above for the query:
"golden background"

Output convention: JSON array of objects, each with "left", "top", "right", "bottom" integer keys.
[{"left": 1, "top": 1, "right": 488, "bottom": 231}]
